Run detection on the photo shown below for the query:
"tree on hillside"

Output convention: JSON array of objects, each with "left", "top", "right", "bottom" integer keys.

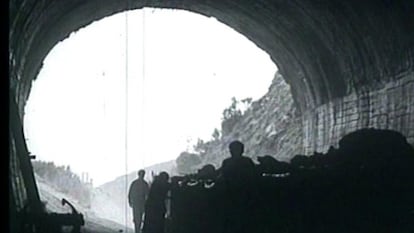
[
  {"left": 222, "top": 97, "right": 242, "bottom": 120},
  {"left": 32, "top": 160, "right": 92, "bottom": 208},
  {"left": 212, "top": 128, "right": 221, "bottom": 141},
  {"left": 221, "top": 97, "right": 244, "bottom": 136},
  {"left": 193, "top": 138, "right": 207, "bottom": 154}
]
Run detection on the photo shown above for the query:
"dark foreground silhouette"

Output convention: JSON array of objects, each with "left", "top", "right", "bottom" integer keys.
[
  {"left": 168, "top": 128, "right": 414, "bottom": 233},
  {"left": 143, "top": 172, "right": 171, "bottom": 233},
  {"left": 129, "top": 169, "right": 150, "bottom": 233}
]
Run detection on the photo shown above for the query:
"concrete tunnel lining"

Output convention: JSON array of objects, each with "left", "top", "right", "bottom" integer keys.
[
  {"left": 10, "top": 0, "right": 414, "bottom": 113},
  {"left": 8, "top": 2, "right": 414, "bottom": 232},
  {"left": 9, "top": 0, "right": 414, "bottom": 150}
]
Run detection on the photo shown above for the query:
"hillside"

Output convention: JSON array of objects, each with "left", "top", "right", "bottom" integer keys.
[
  {"left": 94, "top": 71, "right": 301, "bottom": 227},
  {"left": 93, "top": 160, "right": 177, "bottom": 228},
  {"left": 35, "top": 174, "right": 133, "bottom": 233},
  {"left": 176, "top": 71, "right": 302, "bottom": 174}
]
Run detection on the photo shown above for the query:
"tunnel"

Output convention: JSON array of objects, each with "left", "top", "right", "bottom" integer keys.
[
  {"left": 9, "top": 0, "right": 414, "bottom": 232},
  {"left": 10, "top": 0, "right": 414, "bottom": 151}
]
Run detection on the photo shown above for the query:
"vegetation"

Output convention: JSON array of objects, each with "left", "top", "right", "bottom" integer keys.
[
  {"left": 32, "top": 160, "right": 92, "bottom": 207},
  {"left": 221, "top": 97, "right": 251, "bottom": 136},
  {"left": 176, "top": 96, "right": 253, "bottom": 174}
]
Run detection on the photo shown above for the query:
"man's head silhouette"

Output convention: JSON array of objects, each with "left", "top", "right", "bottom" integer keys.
[
  {"left": 138, "top": 169, "right": 145, "bottom": 179},
  {"left": 229, "top": 140, "right": 244, "bottom": 157},
  {"left": 158, "top": 171, "right": 169, "bottom": 183}
]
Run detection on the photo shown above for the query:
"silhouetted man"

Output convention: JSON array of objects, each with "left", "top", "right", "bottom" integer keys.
[
  {"left": 129, "top": 169, "right": 150, "bottom": 233},
  {"left": 220, "top": 140, "right": 258, "bottom": 233},
  {"left": 142, "top": 172, "right": 171, "bottom": 233},
  {"left": 221, "top": 140, "right": 257, "bottom": 188}
]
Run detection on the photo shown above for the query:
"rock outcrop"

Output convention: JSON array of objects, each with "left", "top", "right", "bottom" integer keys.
[{"left": 185, "top": 71, "right": 302, "bottom": 171}]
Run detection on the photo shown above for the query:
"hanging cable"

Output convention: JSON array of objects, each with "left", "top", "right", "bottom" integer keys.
[
  {"left": 124, "top": 2, "right": 129, "bottom": 232},
  {"left": 141, "top": 8, "right": 146, "bottom": 170}
]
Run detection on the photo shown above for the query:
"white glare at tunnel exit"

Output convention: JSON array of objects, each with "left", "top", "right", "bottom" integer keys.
[{"left": 23, "top": 8, "right": 277, "bottom": 186}]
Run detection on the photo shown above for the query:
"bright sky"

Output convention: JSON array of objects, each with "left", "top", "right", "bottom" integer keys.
[{"left": 24, "top": 8, "right": 277, "bottom": 186}]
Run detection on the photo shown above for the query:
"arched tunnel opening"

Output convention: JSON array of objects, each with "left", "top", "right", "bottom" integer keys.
[
  {"left": 22, "top": 8, "right": 284, "bottom": 231},
  {"left": 9, "top": 1, "right": 414, "bottom": 233}
]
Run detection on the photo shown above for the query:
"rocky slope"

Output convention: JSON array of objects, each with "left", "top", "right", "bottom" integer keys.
[
  {"left": 92, "top": 71, "right": 301, "bottom": 227},
  {"left": 186, "top": 71, "right": 303, "bottom": 172},
  {"left": 93, "top": 160, "right": 177, "bottom": 228},
  {"left": 35, "top": 174, "right": 133, "bottom": 233}
]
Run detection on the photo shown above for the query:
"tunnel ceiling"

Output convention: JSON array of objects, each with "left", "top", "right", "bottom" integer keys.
[{"left": 9, "top": 0, "right": 414, "bottom": 115}]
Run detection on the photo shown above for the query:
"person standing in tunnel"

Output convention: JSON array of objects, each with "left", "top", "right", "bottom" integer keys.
[
  {"left": 142, "top": 171, "right": 171, "bottom": 233},
  {"left": 219, "top": 140, "right": 259, "bottom": 233},
  {"left": 129, "top": 169, "right": 150, "bottom": 233}
]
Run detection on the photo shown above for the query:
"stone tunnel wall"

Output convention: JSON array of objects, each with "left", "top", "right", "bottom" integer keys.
[
  {"left": 9, "top": 0, "right": 414, "bottom": 158},
  {"left": 302, "top": 73, "right": 414, "bottom": 154}
]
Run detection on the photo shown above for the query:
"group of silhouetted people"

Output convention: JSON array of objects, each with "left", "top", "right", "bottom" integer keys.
[
  {"left": 129, "top": 129, "right": 414, "bottom": 233},
  {"left": 128, "top": 140, "right": 257, "bottom": 233},
  {"left": 128, "top": 170, "right": 171, "bottom": 233}
]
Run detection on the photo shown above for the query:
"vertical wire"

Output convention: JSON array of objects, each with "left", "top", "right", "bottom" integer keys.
[
  {"left": 141, "top": 8, "right": 146, "bottom": 170},
  {"left": 124, "top": 4, "right": 129, "bottom": 232}
]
